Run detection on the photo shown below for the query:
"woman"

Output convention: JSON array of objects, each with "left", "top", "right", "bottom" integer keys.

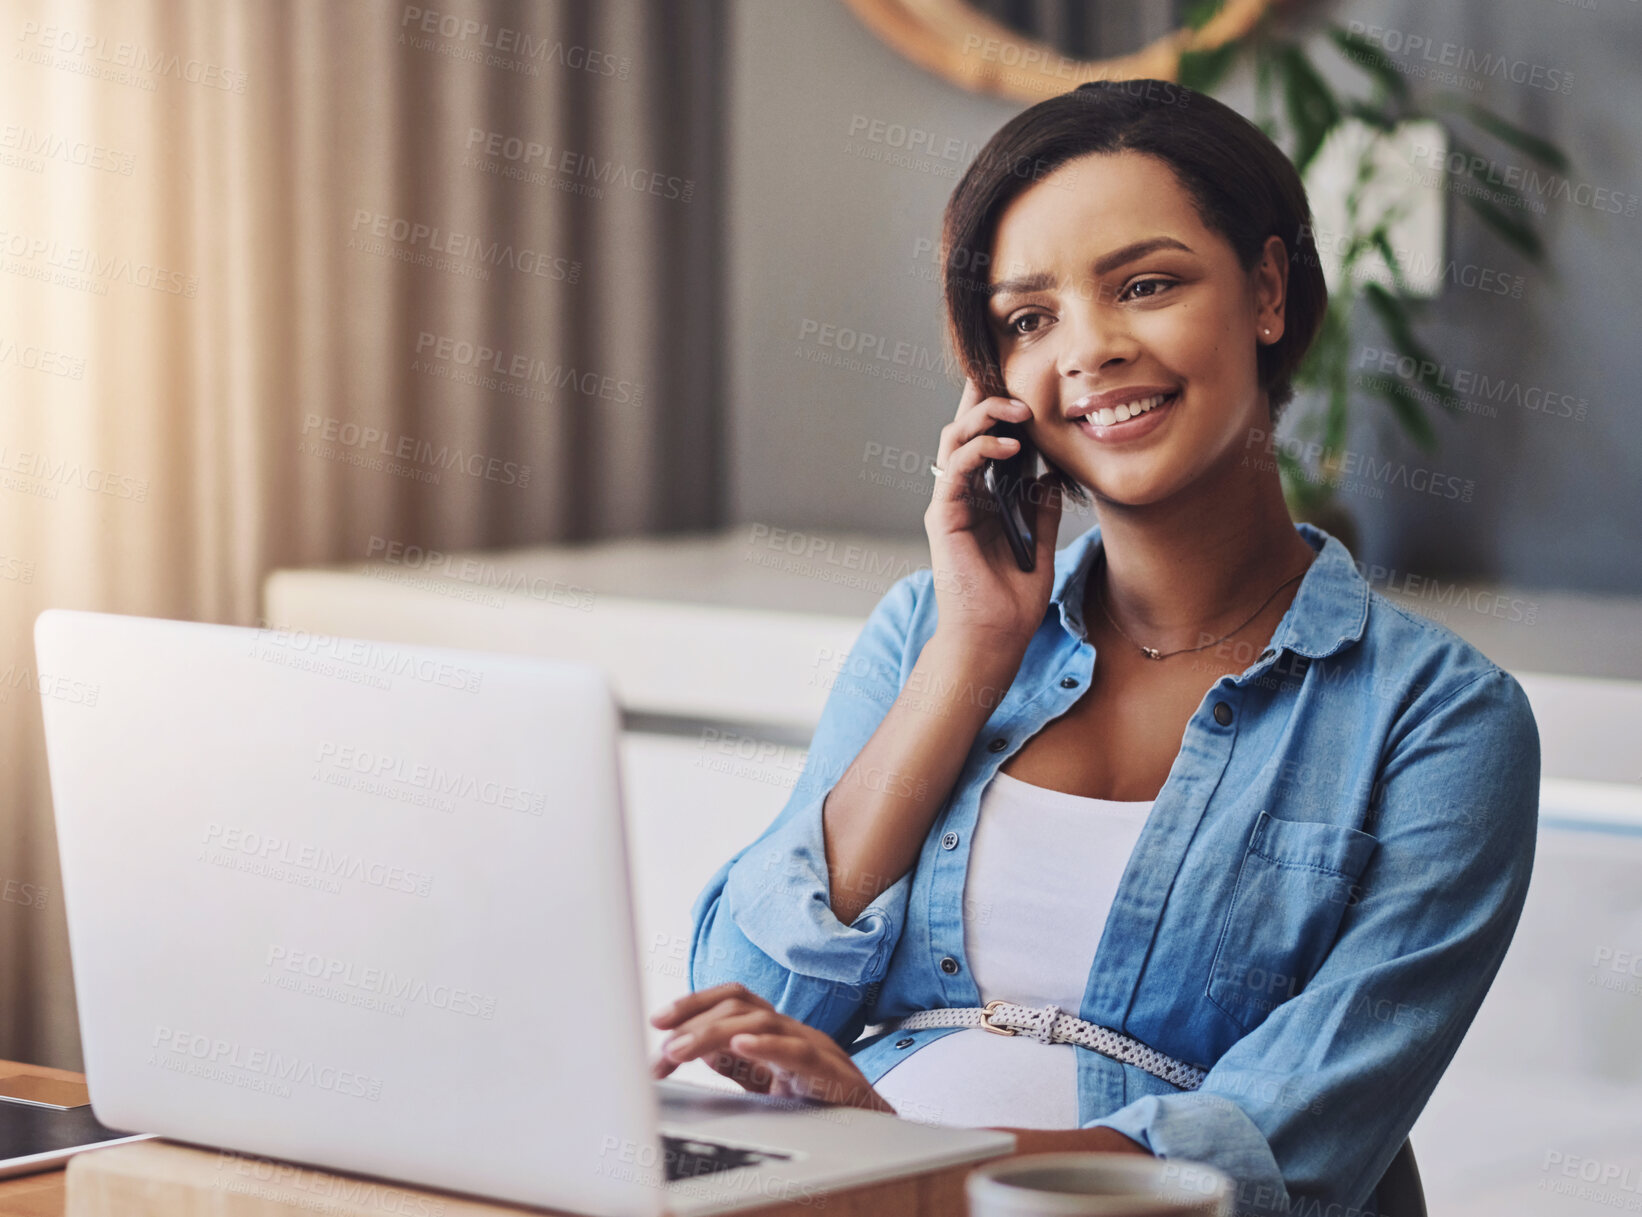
[{"left": 652, "top": 80, "right": 1539, "bottom": 1216}]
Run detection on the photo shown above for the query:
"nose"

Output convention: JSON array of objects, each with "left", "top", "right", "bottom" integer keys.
[{"left": 1056, "top": 296, "right": 1138, "bottom": 381}]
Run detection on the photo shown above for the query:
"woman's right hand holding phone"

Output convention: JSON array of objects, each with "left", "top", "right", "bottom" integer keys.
[{"left": 925, "top": 377, "right": 1065, "bottom": 657}]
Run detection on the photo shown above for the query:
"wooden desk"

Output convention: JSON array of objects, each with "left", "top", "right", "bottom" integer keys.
[
  {"left": 0, "top": 1059, "right": 1002, "bottom": 1217},
  {"left": 0, "top": 1059, "right": 85, "bottom": 1217}
]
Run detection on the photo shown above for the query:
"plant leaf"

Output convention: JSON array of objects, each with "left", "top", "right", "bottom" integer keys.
[
  {"left": 1327, "top": 27, "right": 1409, "bottom": 100},
  {"left": 1427, "top": 97, "right": 1572, "bottom": 171},
  {"left": 1294, "top": 297, "right": 1350, "bottom": 392},
  {"left": 1324, "top": 378, "right": 1350, "bottom": 455},
  {"left": 1360, "top": 283, "right": 1463, "bottom": 415},
  {"left": 1276, "top": 448, "right": 1328, "bottom": 514},
  {"left": 1179, "top": 41, "right": 1240, "bottom": 93},
  {"left": 1365, "top": 378, "right": 1437, "bottom": 453},
  {"left": 1292, "top": 346, "right": 1328, "bottom": 390},
  {"left": 1182, "top": 0, "right": 1225, "bottom": 32},
  {"left": 1253, "top": 42, "right": 1276, "bottom": 129},
  {"left": 1277, "top": 44, "right": 1341, "bottom": 173},
  {"left": 1369, "top": 226, "right": 1410, "bottom": 295},
  {"left": 1433, "top": 135, "right": 1547, "bottom": 261},
  {"left": 1342, "top": 99, "right": 1398, "bottom": 132},
  {"left": 1463, "top": 105, "right": 1570, "bottom": 171},
  {"left": 1458, "top": 191, "right": 1545, "bottom": 261},
  {"left": 1444, "top": 135, "right": 1541, "bottom": 216}
]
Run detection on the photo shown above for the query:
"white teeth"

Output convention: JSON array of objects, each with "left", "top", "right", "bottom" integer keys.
[{"left": 1082, "top": 393, "right": 1171, "bottom": 427}]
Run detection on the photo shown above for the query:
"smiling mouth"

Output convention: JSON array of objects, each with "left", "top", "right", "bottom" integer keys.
[{"left": 1078, "top": 392, "right": 1175, "bottom": 427}]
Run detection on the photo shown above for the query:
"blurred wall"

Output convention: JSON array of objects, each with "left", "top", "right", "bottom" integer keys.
[
  {"left": 0, "top": 0, "right": 725, "bottom": 1069},
  {"left": 726, "top": 0, "right": 1642, "bottom": 592}
]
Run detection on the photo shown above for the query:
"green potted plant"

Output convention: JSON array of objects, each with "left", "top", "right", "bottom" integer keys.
[{"left": 1179, "top": 5, "right": 1570, "bottom": 553}]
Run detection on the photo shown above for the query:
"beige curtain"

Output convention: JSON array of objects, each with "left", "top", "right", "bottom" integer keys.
[{"left": 0, "top": 0, "right": 725, "bottom": 1068}]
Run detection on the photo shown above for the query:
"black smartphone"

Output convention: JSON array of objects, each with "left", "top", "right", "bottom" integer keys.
[{"left": 981, "top": 416, "right": 1037, "bottom": 572}]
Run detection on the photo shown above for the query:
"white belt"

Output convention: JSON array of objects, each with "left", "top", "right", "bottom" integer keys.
[{"left": 882, "top": 1000, "right": 1208, "bottom": 1092}]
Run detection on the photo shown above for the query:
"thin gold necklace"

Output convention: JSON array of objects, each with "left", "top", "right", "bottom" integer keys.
[{"left": 1094, "top": 550, "right": 1311, "bottom": 661}]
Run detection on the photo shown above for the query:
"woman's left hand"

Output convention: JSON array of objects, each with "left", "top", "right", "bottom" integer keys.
[{"left": 650, "top": 982, "right": 896, "bottom": 1114}]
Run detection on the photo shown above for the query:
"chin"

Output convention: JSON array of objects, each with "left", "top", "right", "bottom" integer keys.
[{"left": 1077, "top": 471, "right": 1180, "bottom": 510}]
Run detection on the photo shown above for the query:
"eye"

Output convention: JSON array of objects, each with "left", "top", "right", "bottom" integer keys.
[
  {"left": 1006, "top": 311, "right": 1051, "bottom": 337},
  {"left": 1120, "top": 277, "right": 1175, "bottom": 302}
]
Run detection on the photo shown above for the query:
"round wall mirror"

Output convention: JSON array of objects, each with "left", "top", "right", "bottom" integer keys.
[{"left": 840, "top": 0, "right": 1282, "bottom": 101}]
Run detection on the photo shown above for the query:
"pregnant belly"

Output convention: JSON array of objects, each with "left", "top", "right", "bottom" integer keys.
[{"left": 870, "top": 1027, "right": 1080, "bottom": 1129}]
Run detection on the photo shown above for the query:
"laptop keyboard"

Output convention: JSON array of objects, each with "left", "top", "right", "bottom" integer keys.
[{"left": 661, "top": 1133, "right": 792, "bottom": 1182}]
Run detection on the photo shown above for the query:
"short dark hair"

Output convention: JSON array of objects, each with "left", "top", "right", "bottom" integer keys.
[{"left": 940, "top": 79, "right": 1328, "bottom": 505}]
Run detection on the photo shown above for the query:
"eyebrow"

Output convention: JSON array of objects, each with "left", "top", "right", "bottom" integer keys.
[{"left": 985, "top": 236, "right": 1195, "bottom": 301}]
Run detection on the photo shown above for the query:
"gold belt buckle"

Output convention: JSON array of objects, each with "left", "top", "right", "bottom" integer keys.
[{"left": 980, "top": 999, "right": 1017, "bottom": 1036}]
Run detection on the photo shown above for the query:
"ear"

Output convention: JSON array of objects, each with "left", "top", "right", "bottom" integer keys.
[{"left": 1253, "top": 234, "right": 1289, "bottom": 346}]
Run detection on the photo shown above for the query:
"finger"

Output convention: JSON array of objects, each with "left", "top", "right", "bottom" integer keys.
[
  {"left": 932, "top": 431, "right": 1019, "bottom": 506},
  {"left": 725, "top": 1033, "right": 818, "bottom": 1068},
  {"left": 936, "top": 394, "right": 1031, "bottom": 470},
  {"left": 660, "top": 998, "right": 766, "bottom": 1056},
  {"left": 704, "top": 1050, "right": 775, "bottom": 1094},
  {"left": 961, "top": 393, "right": 1031, "bottom": 438},
  {"left": 662, "top": 1009, "right": 783, "bottom": 1064},
  {"left": 649, "top": 983, "right": 746, "bottom": 1029},
  {"left": 650, "top": 1041, "right": 772, "bottom": 1093},
  {"left": 952, "top": 375, "right": 982, "bottom": 422},
  {"left": 649, "top": 982, "right": 770, "bottom": 1029},
  {"left": 725, "top": 1034, "right": 872, "bottom": 1108},
  {"left": 650, "top": 1043, "right": 770, "bottom": 1092}
]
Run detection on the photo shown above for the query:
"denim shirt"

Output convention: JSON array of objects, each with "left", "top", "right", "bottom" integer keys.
[{"left": 688, "top": 522, "right": 1540, "bottom": 1217}]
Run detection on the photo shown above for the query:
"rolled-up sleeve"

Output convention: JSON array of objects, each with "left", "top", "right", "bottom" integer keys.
[
  {"left": 688, "top": 569, "right": 929, "bottom": 1044},
  {"left": 1086, "top": 667, "right": 1541, "bottom": 1217}
]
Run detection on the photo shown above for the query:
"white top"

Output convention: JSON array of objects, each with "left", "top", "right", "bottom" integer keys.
[{"left": 872, "top": 771, "right": 1153, "bottom": 1129}]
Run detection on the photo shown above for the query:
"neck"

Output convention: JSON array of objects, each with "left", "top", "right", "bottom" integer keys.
[{"left": 1088, "top": 449, "right": 1316, "bottom": 647}]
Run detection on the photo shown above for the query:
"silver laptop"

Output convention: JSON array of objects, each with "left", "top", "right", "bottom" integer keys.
[{"left": 35, "top": 610, "right": 1013, "bottom": 1216}]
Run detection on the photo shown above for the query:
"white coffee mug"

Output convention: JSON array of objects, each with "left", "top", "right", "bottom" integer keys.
[{"left": 967, "top": 1152, "right": 1234, "bottom": 1216}]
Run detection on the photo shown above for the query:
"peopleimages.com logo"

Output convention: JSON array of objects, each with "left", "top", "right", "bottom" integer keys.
[
  {"left": 299, "top": 415, "right": 530, "bottom": 488},
  {"left": 150, "top": 1026, "right": 383, "bottom": 1101}
]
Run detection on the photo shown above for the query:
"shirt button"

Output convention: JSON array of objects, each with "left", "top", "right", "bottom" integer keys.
[
  {"left": 939, "top": 956, "right": 960, "bottom": 975},
  {"left": 1213, "top": 701, "right": 1234, "bottom": 726},
  {"left": 1060, "top": 676, "right": 1079, "bottom": 688},
  {"left": 895, "top": 1037, "right": 915, "bottom": 1049},
  {"left": 987, "top": 738, "right": 1008, "bottom": 753},
  {"left": 941, "top": 831, "right": 959, "bottom": 850}
]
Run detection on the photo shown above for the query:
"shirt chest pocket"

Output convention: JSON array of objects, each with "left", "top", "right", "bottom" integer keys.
[{"left": 1206, "top": 811, "right": 1379, "bottom": 1034}]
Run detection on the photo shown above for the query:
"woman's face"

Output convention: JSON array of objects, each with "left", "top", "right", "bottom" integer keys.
[{"left": 983, "top": 150, "right": 1287, "bottom": 508}]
